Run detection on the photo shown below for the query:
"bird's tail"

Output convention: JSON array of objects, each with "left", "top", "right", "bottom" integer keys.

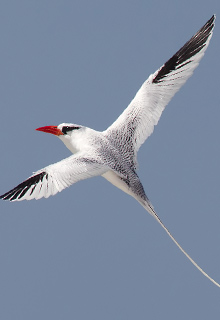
[{"left": 139, "top": 199, "right": 220, "bottom": 288}]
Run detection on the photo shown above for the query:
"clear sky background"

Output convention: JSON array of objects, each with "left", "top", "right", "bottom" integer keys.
[{"left": 0, "top": 1, "right": 220, "bottom": 319}]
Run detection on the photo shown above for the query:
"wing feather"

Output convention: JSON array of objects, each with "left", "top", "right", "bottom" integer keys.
[
  {"left": 0, "top": 155, "right": 108, "bottom": 201},
  {"left": 105, "top": 15, "right": 215, "bottom": 168}
]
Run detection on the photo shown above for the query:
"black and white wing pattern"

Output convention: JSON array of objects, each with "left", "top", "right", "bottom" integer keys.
[
  {"left": 106, "top": 15, "right": 215, "bottom": 168},
  {"left": 0, "top": 154, "right": 108, "bottom": 201}
]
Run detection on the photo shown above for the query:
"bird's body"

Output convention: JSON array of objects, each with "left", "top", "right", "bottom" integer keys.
[{"left": 1, "top": 16, "right": 219, "bottom": 287}]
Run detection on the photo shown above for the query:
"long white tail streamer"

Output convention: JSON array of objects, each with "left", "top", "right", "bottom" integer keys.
[{"left": 141, "top": 201, "right": 220, "bottom": 288}]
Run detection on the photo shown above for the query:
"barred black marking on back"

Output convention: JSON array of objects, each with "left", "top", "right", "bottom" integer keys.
[
  {"left": 0, "top": 172, "right": 48, "bottom": 201},
  {"left": 153, "top": 15, "right": 215, "bottom": 84}
]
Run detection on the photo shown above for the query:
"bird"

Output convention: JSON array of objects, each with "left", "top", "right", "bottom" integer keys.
[{"left": 1, "top": 15, "right": 219, "bottom": 287}]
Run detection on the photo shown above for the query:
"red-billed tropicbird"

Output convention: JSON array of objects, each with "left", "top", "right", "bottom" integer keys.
[{"left": 1, "top": 16, "right": 218, "bottom": 287}]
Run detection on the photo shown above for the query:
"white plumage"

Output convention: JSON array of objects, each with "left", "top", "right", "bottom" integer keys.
[{"left": 1, "top": 16, "right": 218, "bottom": 287}]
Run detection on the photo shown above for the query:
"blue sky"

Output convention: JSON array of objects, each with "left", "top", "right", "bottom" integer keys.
[{"left": 0, "top": 1, "right": 220, "bottom": 319}]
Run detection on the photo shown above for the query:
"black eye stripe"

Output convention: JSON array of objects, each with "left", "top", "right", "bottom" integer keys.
[{"left": 62, "top": 126, "right": 81, "bottom": 134}]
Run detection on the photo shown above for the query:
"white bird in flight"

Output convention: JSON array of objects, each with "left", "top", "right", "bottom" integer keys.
[{"left": 1, "top": 15, "right": 219, "bottom": 287}]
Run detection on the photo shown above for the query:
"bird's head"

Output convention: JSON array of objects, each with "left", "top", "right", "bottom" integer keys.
[{"left": 36, "top": 123, "right": 84, "bottom": 153}]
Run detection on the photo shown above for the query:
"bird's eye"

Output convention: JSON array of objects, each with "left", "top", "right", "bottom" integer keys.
[{"left": 62, "top": 126, "right": 80, "bottom": 134}]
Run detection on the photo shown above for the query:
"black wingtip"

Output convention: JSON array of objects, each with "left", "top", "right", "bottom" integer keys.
[
  {"left": 0, "top": 172, "right": 48, "bottom": 201},
  {"left": 153, "top": 15, "right": 215, "bottom": 84},
  {"left": 210, "top": 14, "right": 216, "bottom": 24}
]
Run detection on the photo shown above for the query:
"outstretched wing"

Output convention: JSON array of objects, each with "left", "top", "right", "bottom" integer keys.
[
  {"left": 0, "top": 154, "right": 108, "bottom": 201},
  {"left": 105, "top": 15, "right": 215, "bottom": 168}
]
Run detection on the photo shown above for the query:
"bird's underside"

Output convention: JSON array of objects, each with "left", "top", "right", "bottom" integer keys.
[{"left": 1, "top": 15, "right": 219, "bottom": 287}]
